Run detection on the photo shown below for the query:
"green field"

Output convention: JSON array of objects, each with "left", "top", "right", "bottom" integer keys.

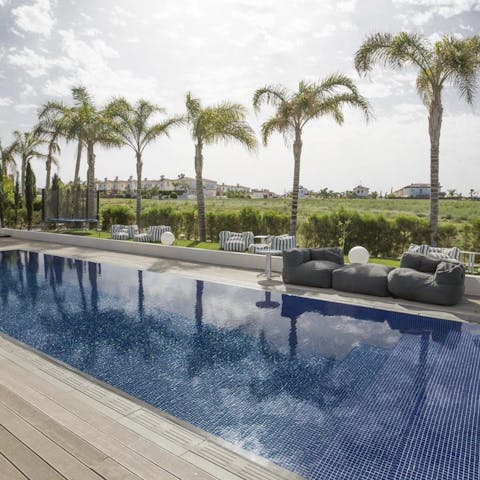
[{"left": 101, "top": 197, "right": 480, "bottom": 224}]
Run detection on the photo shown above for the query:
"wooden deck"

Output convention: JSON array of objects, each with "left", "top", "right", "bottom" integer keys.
[{"left": 0, "top": 335, "right": 302, "bottom": 480}]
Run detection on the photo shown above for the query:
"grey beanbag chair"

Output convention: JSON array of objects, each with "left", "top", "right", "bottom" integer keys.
[{"left": 332, "top": 263, "right": 392, "bottom": 297}]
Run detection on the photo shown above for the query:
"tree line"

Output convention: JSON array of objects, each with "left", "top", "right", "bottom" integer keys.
[{"left": 0, "top": 32, "right": 479, "bottom": 245}]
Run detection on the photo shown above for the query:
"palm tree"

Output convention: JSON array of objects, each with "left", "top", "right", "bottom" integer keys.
[
  {"left": 12, "top": 130, "right": 46, "bottom": 195},
  {"left": 253, "top": 76, "right": 371, "bottom": 235},
  {"left": 106, "top": 98, "right": 181, "bottom": 226},
  {"left": 0, "top": 139, "right": 17, "bottom": 176},
  {"left": 34, "top": 109, "right": 62, "bottom": 190},
  {"left": 354, "top": 33, "right": 480, "bottom": 245},
  {"left": 40, "top": 87, "right": 119, "bottom": 218},
  {"left": 184, "top": 93, "right": 256, "bottom": 241}
]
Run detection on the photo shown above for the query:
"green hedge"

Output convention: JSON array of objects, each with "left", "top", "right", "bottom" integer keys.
[
  {"left": 299, "top": 209, "right": 476, "bottom": 257},
  {"left": 101, "top": 205, "right": 135, "bottom": 230},
  {"left": 98, "top": 203, "right": 479, "bottom": 253}
]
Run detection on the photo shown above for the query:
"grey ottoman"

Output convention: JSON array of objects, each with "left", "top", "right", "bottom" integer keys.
[{"left": 332, "top": 263, "right": 392, "bottom": 297}]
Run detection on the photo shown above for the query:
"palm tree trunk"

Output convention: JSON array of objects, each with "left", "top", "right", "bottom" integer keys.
[
  {"left": 136, "top": 151, "right": 142, "bottom": 227},
  {"left": 86, "top": 141, "right": 95, "bottom": 219},
  {"left": 73, "top": 141, "right": 82, "bottom": 218},
  {"left": 45, "top": 141, "right": 54, "bottom": 191},
  {"left": 290, "top": 129, "right": 303, "bottom": 236},
  {"left": 73, "top": 141, "right": 82, "bottom": 187},
  {"left": 428, "top": 94, "right": 443, "bottom": 246},
  {"left": 21, "top": 155, "right": 26, "bottom": 196},
  {"left": 194, "top": 142, "right": 206, "bottom": 241}
]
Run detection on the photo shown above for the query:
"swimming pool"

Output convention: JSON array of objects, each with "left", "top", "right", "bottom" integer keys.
[{"left": 0, "top": 250, "right": 479, "bottom": 479}]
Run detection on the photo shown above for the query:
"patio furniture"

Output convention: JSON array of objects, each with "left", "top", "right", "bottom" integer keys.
[
  {"left": 460, "top": 250, "right": 480, "bottom": 274},
  {"left": 332, "top": 263, "right": 392, "bottom": 297},
  {"left": 388, "top": 252, "right": 465, "bottom": 306},
  {"left": 133, "top": 225, "right": 172, "bottom": 243},
  {"left": 219, "top": 231, "right": 254, "bottom": 252},
  {"left": 408, "top": 243, "right": 460, "bottom": 260},
  {"left": 249, "top": 234, "right": 297, "bottom": 255},
  {"left": 110, "top": 224, "right": 129, "bottom": 240},
  {"left": 282, "top": 247, "right": 344, "bottom": 288}
]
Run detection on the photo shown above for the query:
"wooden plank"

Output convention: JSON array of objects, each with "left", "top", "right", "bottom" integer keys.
[
  {"left": 0, "top": 407, "right": 100, "bottom": 480},
  {"left": 1, "top": 357, "right": 218, "bottom": 480},
  {"left": 0, "top": 364, "right": 183, "bottom": 480},
  {"left": 0, "top": 453, "right": 30, "bottom": 480},
  {"left": 0, "top": 385, "right": 108, "bottom": 469}
]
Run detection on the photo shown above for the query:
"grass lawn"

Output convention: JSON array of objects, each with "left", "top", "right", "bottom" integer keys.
[
  {"left": 101, "top": 196, "right": 480, "bottom": 225},
  {"left": 55, "top": 229, "right": 399, "bottom": 266}
]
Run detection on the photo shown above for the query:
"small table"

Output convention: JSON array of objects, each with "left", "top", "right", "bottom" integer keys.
[{"left": 260, "top": 249, "right": 282, "bottom": 279}]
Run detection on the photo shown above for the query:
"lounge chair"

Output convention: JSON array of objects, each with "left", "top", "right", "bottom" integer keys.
[
  {"left": 133, "top": 225, "right": 172, "bottom": 243},
  {"left": 388, "top": 252, "right": 465, "bottom": 305},
  {"left": 111, "top": 224, "right": 129, "bottom": 240},
  {"left": 219, "top": 231, "right": 254, "bottom": 252},
  {"left": 249, "top": 234, "right": 297, "bottom": 255},
  {"left": 283, "top": 247, "right": 344, "bottom": 288}
]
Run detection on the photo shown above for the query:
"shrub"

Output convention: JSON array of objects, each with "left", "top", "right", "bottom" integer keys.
[
  {"left": 101, "top": 205, "right": 135, "bottom": 230},
  {"left": 140, "top": 206, "right": 184, "bottom": 235},
  {"left": 471, "top": 219, "right": 480, "bottom": 251}
]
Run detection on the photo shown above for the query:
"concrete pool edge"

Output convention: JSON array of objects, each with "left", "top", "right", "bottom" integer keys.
[
  {"left": 1, "top": 236, "right": 479, "bottom": 325},
  {"left": 2, "top": 228, "right": 479, "bottom": 297},
  {"left": 0, "top": 331, "right": 305, "bottom": 480}
]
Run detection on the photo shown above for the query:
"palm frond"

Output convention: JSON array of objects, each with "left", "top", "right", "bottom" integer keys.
[
  {"left": 355, "top": 32, "right": 432, "bottom": 76},
  {"left": 436, "top": 35, "right": 480, "bottom": 104},
  {"left": 260, "top": 116, "right": 290, "bottom": 146},
  {"left": 252, "top": 85, "right": 288, "bottom": 112}
]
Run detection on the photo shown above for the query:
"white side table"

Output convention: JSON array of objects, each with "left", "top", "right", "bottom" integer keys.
[{"left": 261, "top": 249, "right": 282, "bottom": 279}]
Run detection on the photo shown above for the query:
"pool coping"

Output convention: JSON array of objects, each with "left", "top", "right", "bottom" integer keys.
[{"left": 1, "top": 236, "right": 479, "bottom": 325}]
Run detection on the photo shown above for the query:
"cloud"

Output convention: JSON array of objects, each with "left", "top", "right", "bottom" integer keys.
[
  {"left": 0, "top": 97, "right": 13, "bottom": 107},
  {"left": 394, "top": 0, "right": 480, "bottom": 26},
  {"left": 41, "top": 30, "right": 157, "bottom": 103},
  {"left": 12, "top": 0, "right": 55, "bottom": 36},
  {"left": 15, "top": 103, "right": 38, "bottom": 113},
  {"left": 7, "top": 47, "right": 52, "bottom": 77}
]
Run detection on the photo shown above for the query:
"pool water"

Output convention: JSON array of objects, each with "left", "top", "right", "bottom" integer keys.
[{"left": 0, "top": 250, "right": 479, "bottom": 480}]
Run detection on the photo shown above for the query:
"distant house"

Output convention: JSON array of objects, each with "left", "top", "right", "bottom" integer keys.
[
  {"left": 392, "top": 183, "right": 440, "bottom": 199},
  {"left": 217, "top": 182, "right": 251, "bottom": 196},
  {"left": 250, "top": 188, "right": 273, "bottom": 199},
  {"left": 353, "top": 185, "right": 369, "bottom": 198}
]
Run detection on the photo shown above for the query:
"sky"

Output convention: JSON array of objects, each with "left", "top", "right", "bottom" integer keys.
[{"left": 0, "top": 0, "right": 479, "bottom": 195}]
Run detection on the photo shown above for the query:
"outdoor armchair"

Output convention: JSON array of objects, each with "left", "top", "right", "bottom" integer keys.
[
  {"left": 388, "top": 252, "right": 465, "bottom": 306},
  {"left": 282, "top": 247, "right": 344, "bottom": 288}
]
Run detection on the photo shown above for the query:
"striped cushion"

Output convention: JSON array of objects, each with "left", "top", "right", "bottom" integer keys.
[
  {"left": 111, "top": 224, "right": 126, "bottom": 236},
  {"left": 126, "top": 225, "right": 139, "bottom": 239},
  {"left": 249, "top": 244, "right": 270, "bottom": 254},
  {"left": 271, "top": 235, "right": 296, "bottom": 251},
  {"left": 242, "top": 232, "right": 254, "bottom": 248},
  {"left": 224, "top": 239, "right": 247, "bottom": 252},
  {"left": 148, "top": 225, "right": 172, "bottom": 242},
  {"left": 428, "top": 246, "right": 460, "bottom": 260},
  {"left": 219, "top": 231, "right": 231, "bottom": 249},
  {"left": 112, "top": 230, "right": 129, "bottom": 240},
  {"left": 133, "top": 233, "right": 150, "bottom": 242},
  {"left": 408, "top": 244, "right": 430, "bottom": 255}
]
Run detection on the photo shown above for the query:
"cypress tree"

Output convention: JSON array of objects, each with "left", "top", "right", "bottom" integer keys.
[{"left": 25, "top": 161, "right": 36, "bottom": 230}]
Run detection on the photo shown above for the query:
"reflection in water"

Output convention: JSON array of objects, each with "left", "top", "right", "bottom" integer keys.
[{"left": 0, "top": 250, "right": 478, "bottom": 480}]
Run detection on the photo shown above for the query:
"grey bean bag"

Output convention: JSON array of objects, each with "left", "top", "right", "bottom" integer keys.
[
  {"left": 332, "top": 263, "right": 392, "bottom": 297},
  {"left": 388, "top": 252, "right": 465, "bottom": 306},
  {"left": 282, "top": 247, "right": 344, "bottom": 288}
]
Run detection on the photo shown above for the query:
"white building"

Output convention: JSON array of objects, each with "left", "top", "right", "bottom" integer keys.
[
  {"left": 392, "top": 183, "right": 439, "bottom": 199},
  {"left": 353, "top": 185, "right": 369, "bottom": 198}
]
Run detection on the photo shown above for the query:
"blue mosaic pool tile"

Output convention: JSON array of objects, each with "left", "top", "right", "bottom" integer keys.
[{"left": 0, "top": 250, "right": 479, "bottom": 480}]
